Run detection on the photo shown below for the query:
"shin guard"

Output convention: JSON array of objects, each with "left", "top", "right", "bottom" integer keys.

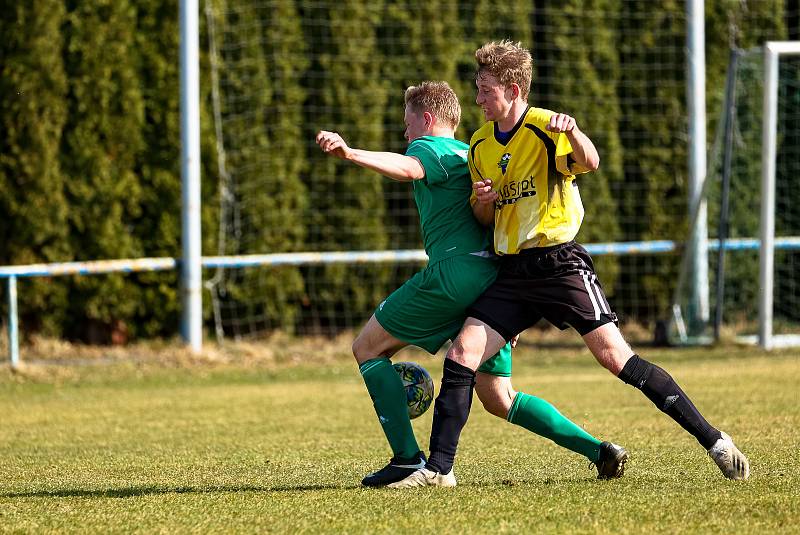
[
  {"left": 619, "top": 355, "right": 721, "bottom": 449},
  {"left": 426, "top": 359, "right": 476, "bottom": 474}
]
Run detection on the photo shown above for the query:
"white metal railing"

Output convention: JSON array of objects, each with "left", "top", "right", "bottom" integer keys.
[{"left": 5, "top": 237, "right": 800, "bottom": 368}]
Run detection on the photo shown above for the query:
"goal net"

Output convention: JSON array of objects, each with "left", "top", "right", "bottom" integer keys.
[
  {"left": 669, "top": 43, "right": 800, "bottom": 347},
  {"left": 204, "top": 0, "right": 794, "bottom": 341}
]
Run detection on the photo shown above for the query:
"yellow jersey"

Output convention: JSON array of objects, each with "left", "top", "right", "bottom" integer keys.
[{"left": 468, "top": 106, "right": 591, "bottom": 254}]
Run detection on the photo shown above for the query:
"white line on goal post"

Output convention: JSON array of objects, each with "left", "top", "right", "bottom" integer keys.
[{"left": 759, "top": 41, "right": 800, "bottom": 350}]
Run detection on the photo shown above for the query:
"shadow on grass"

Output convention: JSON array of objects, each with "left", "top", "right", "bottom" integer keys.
[
  {"left": 1, "top": 475, "right": 624, "bottom": 499},
  {"left": 2, "top": 483, "right": 361, "bottom": 499}
]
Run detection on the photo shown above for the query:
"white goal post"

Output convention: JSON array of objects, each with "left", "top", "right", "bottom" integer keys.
[{"left": 759, "top": 41, "right": 800, "bottom": 349}]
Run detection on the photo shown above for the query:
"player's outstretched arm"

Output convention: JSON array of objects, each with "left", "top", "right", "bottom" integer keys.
[
  {"left": 315, "top": 130, "right": 425, "bottom": 182},
  {"left": 545, "top": 113, "right": 600, "bottom": 172},
  {"left": 471, "top": 179, "right": 496, "bottom": 226}
]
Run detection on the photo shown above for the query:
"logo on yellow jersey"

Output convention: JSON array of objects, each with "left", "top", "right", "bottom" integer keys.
[{"left": 497, "top": 153, "right": 511, "bottom": 174}]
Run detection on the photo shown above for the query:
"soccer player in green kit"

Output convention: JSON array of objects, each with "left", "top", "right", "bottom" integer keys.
[{"left": 315, "top": 81, "right": 627, "bottom": 488}]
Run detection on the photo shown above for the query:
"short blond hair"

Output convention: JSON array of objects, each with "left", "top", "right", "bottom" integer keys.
[
  {"left": 475, "top": 40, "right": 532, "bottom": 100},
  {"left": 404, "top": 81, "right": 461, "bottom": 130}
]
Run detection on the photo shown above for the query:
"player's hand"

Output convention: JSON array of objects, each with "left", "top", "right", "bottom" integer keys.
[
  {"left": 545, "top": 113, "right": 576, "bottom": 134},
  {"left": 473, "top": 179, "right": 498, "bottom": 204},
  {"left": 315, "top": 130, "right": 352, "bottom": 160},
  {"left": 510, "top": 334, "right": 520, "bottom": 348}
]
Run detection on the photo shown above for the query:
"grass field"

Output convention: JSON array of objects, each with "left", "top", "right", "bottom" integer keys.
[{"left": 1, "top": 338, "right": 798, "bottom": 534}]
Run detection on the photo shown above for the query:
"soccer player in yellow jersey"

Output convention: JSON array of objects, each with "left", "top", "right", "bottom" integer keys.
[
  {"left": 316, "top": 81, "right": 626, "bottom": 488},
  {"left": 395, "top": 41, "right": 750, "bottom": 488}
]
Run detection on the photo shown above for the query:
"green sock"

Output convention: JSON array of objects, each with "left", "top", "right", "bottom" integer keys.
[
  {"left": 359, "top": 357, "right": 420, "bottom": 460},
  {"left": 507, "top": 392, "right": 602, "bottom": 461}
]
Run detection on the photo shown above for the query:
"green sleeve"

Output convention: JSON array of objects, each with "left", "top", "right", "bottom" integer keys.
[{"left": 406, "top": 140, "right": 446, "bottom": 185}]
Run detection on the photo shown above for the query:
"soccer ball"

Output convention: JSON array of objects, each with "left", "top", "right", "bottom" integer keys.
[{"left": 393, "top": 361, "right": 435, "bottom": 419}]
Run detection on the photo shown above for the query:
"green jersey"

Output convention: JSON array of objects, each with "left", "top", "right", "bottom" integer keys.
[{"left": 406, "top": 136, "right": 491, "bottom": 263}]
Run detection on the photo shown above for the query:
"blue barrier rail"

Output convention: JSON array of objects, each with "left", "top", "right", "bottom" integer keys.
[
  {"left": 0, "top": 257, "right": 178, "bottom": 278},
  {"left": 4, "top": 237, "right": 800, "bottom": 367}
]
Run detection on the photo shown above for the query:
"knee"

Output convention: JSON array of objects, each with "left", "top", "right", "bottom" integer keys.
[
  {"left": 595, "top": 346, "right": 621, "bottom": 372},
  {"left": 351, "top": 337, "right": 375, "bottom": 364},
  {"left": 591, "top": 340, "right": 632, "bottom": 376},
  {"left": 475, "top": 380, "right": 516, "bottom": 419},
  {"left": 476, "top": 389, "right": 507, "bottom": 418},
  {"left": 447, "top": 337, "right": 483, "bottom": 370},
  {"left": 447, "top": 338, "right": 467, "bottom": 363}
]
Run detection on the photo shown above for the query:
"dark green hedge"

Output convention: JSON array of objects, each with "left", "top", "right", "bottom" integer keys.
[{"left": 0, "top": 0, "right": 790, "bottom": 340}]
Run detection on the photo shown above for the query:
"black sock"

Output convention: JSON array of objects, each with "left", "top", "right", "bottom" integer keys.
[
  {"left": 426, "top": 358, "right": 476, "bottom": 474},
  {"left": 618, "top": 355, "right": 722, "bottom": 449}
]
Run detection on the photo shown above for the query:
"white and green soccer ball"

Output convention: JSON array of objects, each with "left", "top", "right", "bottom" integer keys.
[{"left": 393, "top": 361, "right": 435, "bottom": 419}]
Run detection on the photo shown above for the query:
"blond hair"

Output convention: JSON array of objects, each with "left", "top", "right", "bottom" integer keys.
[
  {"left": 475, "top": 40, "right": 532, "bottom": 100},
  {"left": 404, "top": 81, "right": 461, "bottom": 130}
]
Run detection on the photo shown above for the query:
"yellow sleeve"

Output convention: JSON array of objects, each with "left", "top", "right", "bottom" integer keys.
[
  {"left": 555, "top": 131, "right": 573, "bottom": 157},
  {"left": 554, "top": 133, "right": 591, "bottom": 176}
]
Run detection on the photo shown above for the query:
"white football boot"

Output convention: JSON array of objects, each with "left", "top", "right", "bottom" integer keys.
[
  {"left": 388, "top": 467, "right": 457, "bottom": 488},
  {"left": 707, "top": 432, "right": 750, "bottom": 480}
]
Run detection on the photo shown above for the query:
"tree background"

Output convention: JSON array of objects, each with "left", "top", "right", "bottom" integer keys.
[{"left": 0, "top": 0, "right": 793, "bottom": 341}]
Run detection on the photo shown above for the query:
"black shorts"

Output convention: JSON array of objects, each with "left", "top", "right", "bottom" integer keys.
[{"left": 466, "top": 241, "right": 618, "bottom": 340}]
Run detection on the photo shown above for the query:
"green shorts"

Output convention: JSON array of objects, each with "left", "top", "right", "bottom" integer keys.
[
  {"left": 478, "top": 342, "right": 512, "bottom": 377},
  {"left": 374, "top": 253, "right": 512, "bottom": 377}
]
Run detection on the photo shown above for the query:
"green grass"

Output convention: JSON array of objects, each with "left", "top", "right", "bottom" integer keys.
[{"left": 0, "top": 344, "right": 798, "bottom": 534}]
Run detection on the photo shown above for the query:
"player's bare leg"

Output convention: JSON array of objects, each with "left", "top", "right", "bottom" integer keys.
[
  {"left": 580, "top": 322, "right": 631, "bottom": 375},
  {"left": 583, "top": 323, "right": 749, "bottom": 480},
  {"left": 352, "top": 314, "right": 405, "bottom": 364},
  {"left": 474, "top": 373, "right": 516, "bottom": 417}
]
